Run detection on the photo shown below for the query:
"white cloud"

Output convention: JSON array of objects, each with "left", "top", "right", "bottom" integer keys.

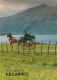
[
  {"left": 0, "top": 0, "right": 57, "bottom": 18},
  {"left": 0, "top": 3, "right": 30, "bottom": 17}
]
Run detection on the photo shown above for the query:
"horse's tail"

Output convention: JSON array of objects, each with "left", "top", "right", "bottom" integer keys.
[
  {"left": 31, "top": 36, "right": 35, "bottom": 39},
  {"left": 31, "top": 35, "right": 36, "bottom": 43}
]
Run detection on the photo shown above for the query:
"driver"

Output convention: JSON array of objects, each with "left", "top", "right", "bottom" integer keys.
[{"left": 24, "top": 31, "right": 31, "bottom": 40}]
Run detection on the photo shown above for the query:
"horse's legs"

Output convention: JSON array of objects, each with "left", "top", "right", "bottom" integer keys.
[{"left": 10, "top": 42, "right": 13, "bottom": 49}]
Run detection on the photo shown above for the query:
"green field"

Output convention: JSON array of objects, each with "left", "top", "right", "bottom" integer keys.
[{"left": 0, "top": 43, "right": 57, "bottom": 80}]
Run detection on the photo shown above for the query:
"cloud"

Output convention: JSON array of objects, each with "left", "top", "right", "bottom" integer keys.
[
  {"left": 0, "top": 2, "right": 30, "bottom": 17},
  {"left": 0, "top": 0, "right": 57, "bottom": 17},
  {"left": 0, "top": 0, "right": 41, "bottom": 17},
  {"left": 0, "top": 0, "right": 57, "bottom": 5}
]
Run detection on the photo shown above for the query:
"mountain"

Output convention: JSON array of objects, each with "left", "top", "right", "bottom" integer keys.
[{"left": 0, "top": 4, "right": 57, "bottom": 35}]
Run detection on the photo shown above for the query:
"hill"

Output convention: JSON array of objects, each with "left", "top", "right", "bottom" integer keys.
[{"left": 0, "top": 4, "right": 57, "bottom": 35}]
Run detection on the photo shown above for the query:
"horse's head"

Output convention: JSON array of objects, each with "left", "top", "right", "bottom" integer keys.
[{"left": 7, "top": 33, "right": 12, "bottom": 38}]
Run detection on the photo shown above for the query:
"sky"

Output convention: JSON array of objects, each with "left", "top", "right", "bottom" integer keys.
[{"left": 0, "top": 0, "right": 57, "bottom": 18}]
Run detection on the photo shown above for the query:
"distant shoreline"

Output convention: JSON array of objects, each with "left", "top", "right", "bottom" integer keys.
[{"left": 0, "top": 35, "right": 57, "bottom": 44}]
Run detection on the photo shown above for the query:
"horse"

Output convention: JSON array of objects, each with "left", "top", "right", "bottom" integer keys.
[
  {"left": 7, "top": 33, "right": 36, "bottom": 49},
  {"left": 7, "top": 33, "right": 20, "bottom": 48}
]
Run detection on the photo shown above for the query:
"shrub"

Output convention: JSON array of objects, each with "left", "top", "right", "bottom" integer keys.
[
  {"left": 53, "top": 63, "right": 57, "bottom": 67},
  {"left": 43, "top": 62, "right": 47, "bottom": 66}
]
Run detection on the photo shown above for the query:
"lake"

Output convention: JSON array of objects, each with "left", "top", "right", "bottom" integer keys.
[{"left": 0, "top": 35, "right": 57, "bottom": 44}]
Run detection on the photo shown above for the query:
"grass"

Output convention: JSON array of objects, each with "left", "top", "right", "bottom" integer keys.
[{"left": 0, "top": 43, "right": 57, "bottom": 80}]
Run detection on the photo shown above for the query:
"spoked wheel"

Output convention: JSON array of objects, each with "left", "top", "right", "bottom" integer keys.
[
  {"left": 19, "top": 38, "right": 36, "bottom": 49},
  {"left": 27, "top": 43, "right": 35, "bottom": 49},
  {"left": 21, "top": 43, "right": 28, "bottom": 49},
  {"left": 20, "top": 42, "right": 36, "bottom": 49}
]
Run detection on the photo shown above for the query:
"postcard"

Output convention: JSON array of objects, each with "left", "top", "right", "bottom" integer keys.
[{"left": 0, "top": 0, "right": 57, "bottom": 80}]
